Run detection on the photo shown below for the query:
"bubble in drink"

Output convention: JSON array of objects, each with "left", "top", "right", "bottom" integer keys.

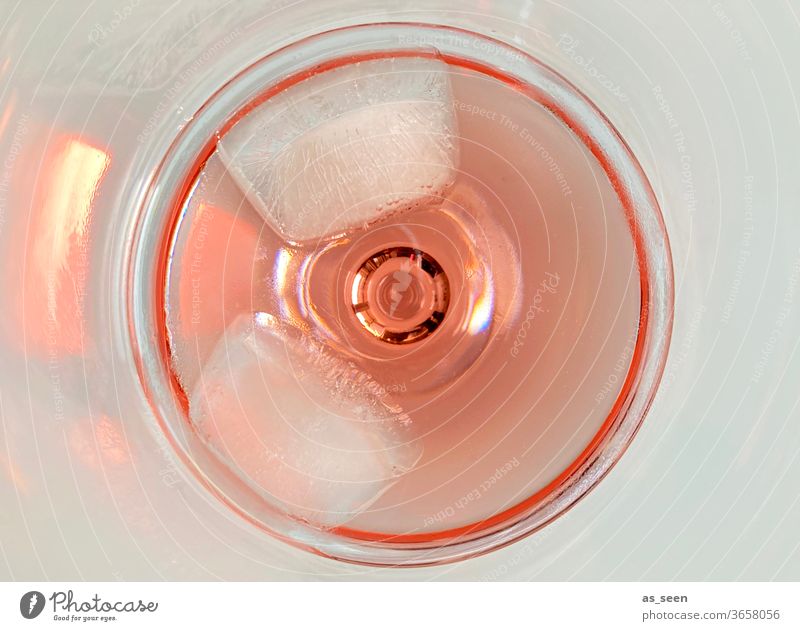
[{"left": 217, "top": 56, "right": 459, "bottom": 242}]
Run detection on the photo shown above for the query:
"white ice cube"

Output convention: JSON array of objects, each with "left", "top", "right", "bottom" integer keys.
[
  {"left": 217, "top": 57, "right": 459, "bottom": 243},
  {"left": 189, "top": 313, "right": 422, "bottom": 527}
]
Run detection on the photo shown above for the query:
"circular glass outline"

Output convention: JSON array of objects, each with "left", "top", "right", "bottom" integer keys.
[{"left": 127, "top": 23, "right": 674, "bottom": 567}]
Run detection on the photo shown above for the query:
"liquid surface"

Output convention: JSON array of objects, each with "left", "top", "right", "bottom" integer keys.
[{"left": 164, "top": 56, "right": 642, "bottom": 539}]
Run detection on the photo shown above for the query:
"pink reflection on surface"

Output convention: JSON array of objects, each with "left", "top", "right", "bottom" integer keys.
[
  {"left": 1, "top": 454, "right": 30, "bottom": 495},
  {"left": 12, "top": 137, "right": 109, "bottom": 357},
  {"left": 67, "top": 414, "right": 160, "bottom": 535},
  {"left": 68, "top": 414, "right": 130, "bottom": 469}
]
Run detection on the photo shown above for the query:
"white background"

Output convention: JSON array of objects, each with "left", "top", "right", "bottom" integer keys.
[{"left": 0, "top": 0, "right": 798, "bottom": 581}]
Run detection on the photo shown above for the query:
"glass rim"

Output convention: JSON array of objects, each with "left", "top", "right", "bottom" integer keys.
[{"left": 127, "top": 22, "right": 674, "bottom": 567}]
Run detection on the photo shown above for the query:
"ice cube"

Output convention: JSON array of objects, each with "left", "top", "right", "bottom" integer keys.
[
  {"left": 189, "top": 312, "right": 422, "bottom": 527},
  {"left": 217, "top": 57, "right": 459, "bottom": 243}
]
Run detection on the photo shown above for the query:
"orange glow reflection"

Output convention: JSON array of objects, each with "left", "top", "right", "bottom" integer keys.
[
  {"left": 67, "top": 415, "right": 160, "bottom": 534},
  {"left": 32, "top": 139, "right": 108, "bottom": 278},
  {"left": 1, "top": 455, "right": 30, "bottom": 495},
  {"left": 68, "top": 414, "right": 130, "bottom": 469},
  {"left": 11, "top": 136, "right": 109, "bottom": 357}
]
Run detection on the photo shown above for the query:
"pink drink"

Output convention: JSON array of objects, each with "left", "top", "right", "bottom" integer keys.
[{"left": 161, "top": 53, "right": 646, "bottom": 546}]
